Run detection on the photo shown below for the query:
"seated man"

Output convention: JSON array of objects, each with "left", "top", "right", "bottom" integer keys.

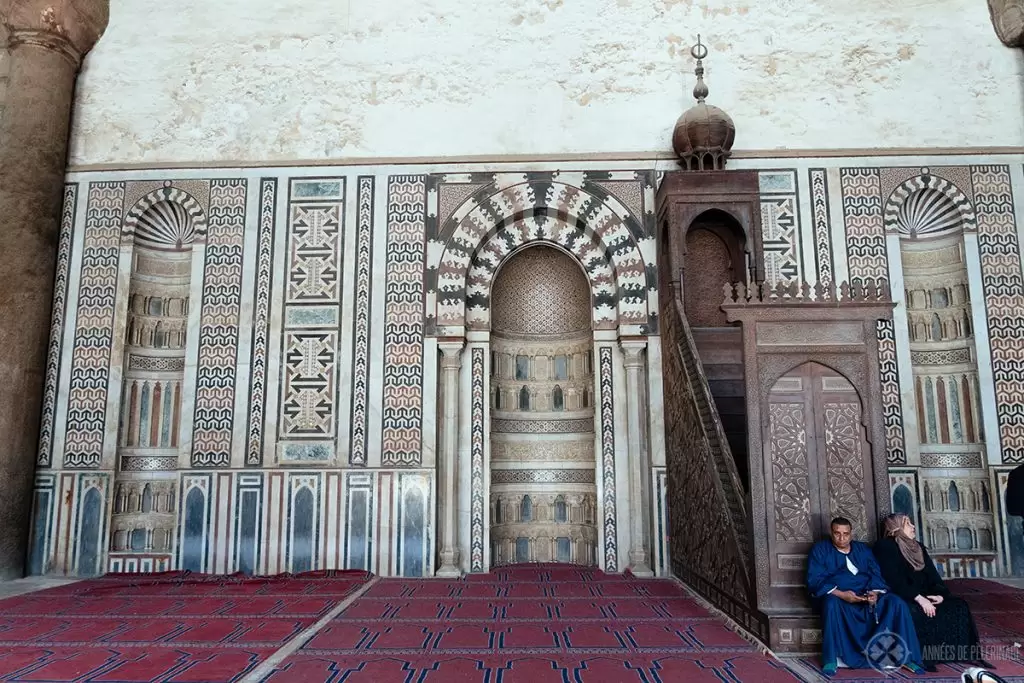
[{"left": 807, "top": 517, "right": 924, "bottom": 676}]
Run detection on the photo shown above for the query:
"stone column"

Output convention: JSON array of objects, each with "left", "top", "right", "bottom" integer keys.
[
  {"left": 435, "top": 340, "right": 464, "bottom": 576},
  {"left": 620, "top": 340, "right": 653, "bottom": 577},
  {"left": 988, "top": 0, "right": 1024, "bottom": 47},
  {"left": 0, "top": 2, "right": 108, "bottom": 579}
]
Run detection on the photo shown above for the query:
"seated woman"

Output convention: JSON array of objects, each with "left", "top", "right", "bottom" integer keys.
[{"left": 873, "top": 513, "right": 987, "bottom": 671}]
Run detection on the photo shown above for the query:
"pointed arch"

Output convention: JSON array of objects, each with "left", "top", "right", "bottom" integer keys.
[
  {"left": 520, "top": 495, "right": 533, "bottom": 522},
  {"left": 518, "top": 386, "right": 530, "bottom": 411}
]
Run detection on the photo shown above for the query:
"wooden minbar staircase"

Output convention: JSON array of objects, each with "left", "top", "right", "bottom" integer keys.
[
  {"left": 658, "top": 171, "right": 897, "bottom": 654},
  {"left": 691, "top": 327, "right": 749, "bottom": 488}
]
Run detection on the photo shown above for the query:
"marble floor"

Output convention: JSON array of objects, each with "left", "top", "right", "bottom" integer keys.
[{"left": 0, "top": 576, "right": 79, "bottom": 600}]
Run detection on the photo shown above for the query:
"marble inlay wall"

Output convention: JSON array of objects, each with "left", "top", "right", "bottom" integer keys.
[{"left": 26, "top": 155, "right": 1024, "bottom": 580}]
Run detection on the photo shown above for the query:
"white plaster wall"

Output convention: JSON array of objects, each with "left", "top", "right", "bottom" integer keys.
[{"left": 69, "top": 0, "right": 1024, "bottom": 166}]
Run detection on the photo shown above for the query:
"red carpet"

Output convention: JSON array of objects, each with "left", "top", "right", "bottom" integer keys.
[
  {"left": 796, "top": 578, "right": 1024, "bottom": 682},
  {"left": 0, "top": 569, "right": 371, "bottom": 682},
  {"left": 260, "top": 563, "right": 802, "bottom": 682},
  {"left": 7, "top": 568, "right": 1020, "bottom": 682}
]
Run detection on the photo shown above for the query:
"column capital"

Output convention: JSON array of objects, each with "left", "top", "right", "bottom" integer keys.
[
  {"left": 4, "top": 0, "right": 110, "bottom": 67},
  {"left": 618, "top": 339, "right": 647, "bottom": 367},
  {"left": 438, "top": 339, "right": 466, "bottom": 368},
  {"left": 988, "top": 0, "right": 1024, "bottom": 47},
  {"left": 7, "top": 27, "right": 81, "bottom": 68}
]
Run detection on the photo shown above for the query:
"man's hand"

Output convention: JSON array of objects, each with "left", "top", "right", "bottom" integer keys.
[
  {"left": 834, "top": 590, "right": 867, "bottom": 604},
  {"left": 915, "top": 594, "right": 937, "bottom": 617},
  {"left": 926, "top": 595, "right": 944, "bottom": 605},
  {"left": 865, "top": 591, "right": 879, "bottom": 606}
]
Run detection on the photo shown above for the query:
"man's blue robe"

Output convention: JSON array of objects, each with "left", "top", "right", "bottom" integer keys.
[{"left": 807, "top": 540, "right": 923, "bottom": 672}]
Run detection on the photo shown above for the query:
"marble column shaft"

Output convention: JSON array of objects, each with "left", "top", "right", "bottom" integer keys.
[
  {"left": 435, "top": 341, "right": 464, "bottom": 576},
  {"left": 621, "top": 340, "right": 653, "bottom": 577}
]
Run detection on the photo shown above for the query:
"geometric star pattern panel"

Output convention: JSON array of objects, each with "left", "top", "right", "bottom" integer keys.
[
  {"left": 973, "top": 165, "right": 1024, "bottom": 463},
  {"left": 278, "top": 179, "right": 345, "bottom": 447},
  {"left": 191, "top": 179, "right": 247, "bottom": 468},
  {"left": 286, "top": 185, "right": 343, "bottom": 304},
  {"left": 63, "top": 182, "right": 125, "bottom": 469},
  {"left": 758, "top": 171, "right": 802, "bottom": 286},
  {"left": 244, "top": 178, "right": 278, "bottom": 466},
  {"left": 38, "top": 183, "right": 79, "bottom": 468},
  {"left": 382, "top": 176, "right": 427, "bottom": 467},
  {"left": 280, "top": 332, "right": 338, "bottom": 436}
]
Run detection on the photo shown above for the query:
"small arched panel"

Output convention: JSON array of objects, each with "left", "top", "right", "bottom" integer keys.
[
  {"left": 77, "top": 487, "right": 104, "bottom": 577},
  {"left": 291, "top": 487, "right": 315, "bottom": 574},
  {"left": 181, "top": 487, "right": 206, "bottom": 572},
  {"left": 892, "top": 484, "right": 916, "bottom": 520},
  {"left": 683, "top": 209, "right": 748, "bottom": 328}
]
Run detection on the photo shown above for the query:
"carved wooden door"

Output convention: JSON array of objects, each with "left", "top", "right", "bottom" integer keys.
[{"left": 765, "top": 362, "right": 874, "bottom": 606}]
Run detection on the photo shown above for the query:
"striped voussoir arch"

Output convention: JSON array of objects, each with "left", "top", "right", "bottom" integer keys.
[
  {"left": 123, "top": 185, "right": 208, "bottom": 245},
  {"left": 883, "top": 172, "right": 976, "bottom": 236},
  {"left": 432, "top": 179, "right": 650, "bottom": 331}
]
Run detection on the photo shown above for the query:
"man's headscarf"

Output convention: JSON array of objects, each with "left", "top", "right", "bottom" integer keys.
[{"left": 883, "top": 513, "right": 925, "bottom": 571}]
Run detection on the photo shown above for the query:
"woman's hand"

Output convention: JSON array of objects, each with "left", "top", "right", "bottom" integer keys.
[
  {"left": 927, "top": 595, "right": 944, "bottom": 605},
  {"left": 916, "top": 594, "right": 937, "bottom": 617}
]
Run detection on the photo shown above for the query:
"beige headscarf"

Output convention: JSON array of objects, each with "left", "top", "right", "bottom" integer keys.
[{"left": 883, "top": 513, "right": 925, "bottom": 571}]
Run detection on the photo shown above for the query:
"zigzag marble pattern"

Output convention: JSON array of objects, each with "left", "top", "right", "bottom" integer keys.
[
  {"left": 470, "top": 347, "right": 486, "bottom": 572},
  {"left": 244, "top": 179, "right": 277, "bottom": 466},
  {"left": 876, "top": 319, "right": 907, "bottom": 464},
  {"left": 382, "top": 176, "right": 427, "bottom": 467},
  {"left": 38, "top": 184, "right": 78, "bottom": 467},
  {"left": 599, "top": 346, "right": 618, "bottom": 572},
  {"left": 973, "top": 165, "right": 1024, "bottom": 463},
  {"left": 809, "top": 169, "right": 834, "bottom": 287},
  {"left": 191, "top": 179, "right": 246, "bottom": 468},
  {"left": 349, "top": 177, "right": 374, "bottom": 466},
  {"left": 63, "top": 182, "right": 125, "bottom": 469},
  {"left": 840, "top": 168, "right": 888, "bottom": 283}
]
